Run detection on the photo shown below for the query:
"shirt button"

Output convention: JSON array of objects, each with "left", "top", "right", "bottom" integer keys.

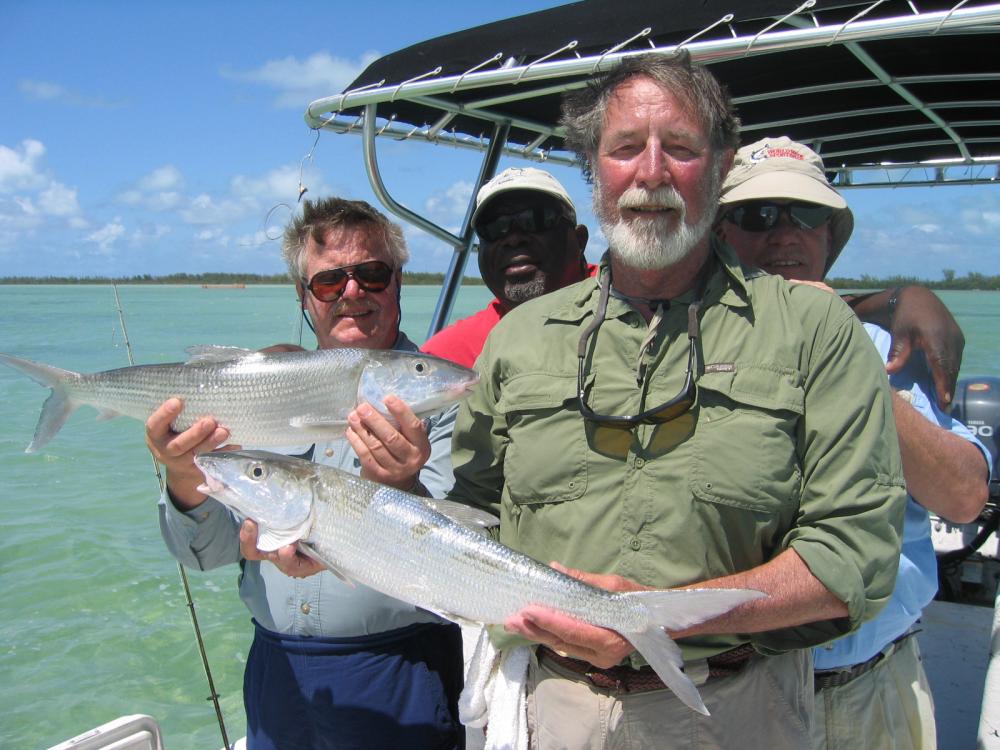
[
  {"left": 634, "top": 458, "right": 645, "bottom": 469},
  {"left": 324, "top": 448, "right": 334, "bottom": 457},
  {"left": 300, "top": 602, "right": 311, "bottom": 615},
  {"left": 629, "top": 538, "right": 641, "bottom": 551}
]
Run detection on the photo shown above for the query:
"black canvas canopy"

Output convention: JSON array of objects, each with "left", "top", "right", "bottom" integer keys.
[
  {"left": 302, "top": 0, "right": 1000, "bottom": 331},
  {"left": 309, "top": 0, "right": 1000, "bottom": 187}
]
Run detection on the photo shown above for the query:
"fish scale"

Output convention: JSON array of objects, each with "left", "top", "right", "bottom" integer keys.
[
  {"left": 0, "top": 348, "right": 479, "bottom": 452},
  {"left": 195, "top": 449, "right": 768, "bottom": 716}
]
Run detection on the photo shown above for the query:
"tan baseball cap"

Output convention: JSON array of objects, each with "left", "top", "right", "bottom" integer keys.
[
  {"left": 720, "top": 137, "right": 854, "bottom": 272},
  {"left": 472, "top": 167, "right": 576, "bottom": 227}
]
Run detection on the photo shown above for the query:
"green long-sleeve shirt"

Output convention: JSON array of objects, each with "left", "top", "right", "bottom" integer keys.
[{"left": 447, "top": 241, "right": 906, "bottom": 661}]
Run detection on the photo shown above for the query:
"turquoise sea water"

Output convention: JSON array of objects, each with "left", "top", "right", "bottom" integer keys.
[{"left": 1, "top": 285, "right": 998, "bottom": 749}]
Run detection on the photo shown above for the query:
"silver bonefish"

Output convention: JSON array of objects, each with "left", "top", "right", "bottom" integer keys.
[
  {"left": 0, "top": 346, "right": 478, "bottom": 452},
  {"left": 194, "top": 449, "right": 766, "bottom": 716}
]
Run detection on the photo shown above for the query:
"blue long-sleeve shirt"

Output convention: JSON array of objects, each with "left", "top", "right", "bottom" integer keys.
[
  {"left": 813, "top": 324, "right": 990, "bottom": 669},
  {"left": 158, "top": 334, "right": 457, "bottom": 637}
]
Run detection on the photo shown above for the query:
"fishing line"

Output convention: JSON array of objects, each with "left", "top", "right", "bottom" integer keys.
[{"left": 111, "top": 283, "right": 234, "bottom": 750}]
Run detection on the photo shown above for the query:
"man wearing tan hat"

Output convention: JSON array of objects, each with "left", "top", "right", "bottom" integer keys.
[
  {"left": 718, "top": 137, "right": 965, "bottom": 410},
  {"left": 718, "top": 136, "right": 990, "bottom": 750},
  {"left": 422, "top": 167, "right": 591, "bottom": 367}
]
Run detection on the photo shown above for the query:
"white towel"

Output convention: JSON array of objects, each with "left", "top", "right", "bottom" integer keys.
[{"left": 459, "top": 626, "right": 530, "bottom": 750}]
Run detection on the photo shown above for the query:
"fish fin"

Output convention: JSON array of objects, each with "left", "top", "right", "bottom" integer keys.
[
  {"left": 0, "top": 354, "right": 81, "bottom": 453},
  {"left": 288, "top": 416, "right": 350, "bottom": 436},
  {"left": 0, "top": 353, "right": 78, "bottom": 386},
  {"left": 26, "top": 388, "right": 78, "bottom": 453},
  {"left": 357, "top": 366, "right": 386, "bottom": 409},
  {"left": 626, "top": 628, "right": 709, "bottom": 716},
  {"left": 422, "top": 607, "right": 480, "bottom": 627},
  {"left": 184, "top": 345, "right": 258, "bottom": 363},
  {"left": 633, "top": 588, "right": 766, "bottom": 632},
  {"left": 619, "top": 589, "right": 766, "bottom": 715},
  {"left": 298, "top": 544, "right": 357, "bottom": 586},
  {"left": 254, "top": 516, "right": 314, "bottom": 553},
  {"left": 95, "top": 407, "right": 122, "bottom": 422},
  {"left": 423, "top": 497, "right": 499, "bottom": 529}
]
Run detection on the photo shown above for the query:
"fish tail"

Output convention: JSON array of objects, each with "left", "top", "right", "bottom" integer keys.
[
  {"left": 622, "top": 588, "right": 767, "bottom": 716},
  {"left": 0, "top": 354, "right": 80, "bottom": 453},
  {"left": 632, "top": 587, "right": 766, "bottom": 632},
  {"left": 626, "top": 627, "right": 708, "bottom": 715}
]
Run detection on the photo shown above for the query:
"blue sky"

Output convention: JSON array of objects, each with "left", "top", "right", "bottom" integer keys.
[{"left": 3, "top": 0, "right": 998, "bottom": 281}]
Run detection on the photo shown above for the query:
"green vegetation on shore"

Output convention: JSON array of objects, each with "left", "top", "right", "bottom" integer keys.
[
  {"left": 0, "top": 269, "right": 996, "bottom": 290},
  {"left": 0, "top": 272, "right": 484, "bottom": 286}
]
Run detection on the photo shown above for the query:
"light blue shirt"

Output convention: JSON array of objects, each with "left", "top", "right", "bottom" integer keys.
[
  {"left": 157, "top": 334, "right": 457, "bottom": 637},
  {"left": 813, "top": 324, "right": 990, "bottom": 669}
]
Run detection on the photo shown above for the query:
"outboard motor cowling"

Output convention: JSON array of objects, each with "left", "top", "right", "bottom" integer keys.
[{"left": 951, "top": 376, "right": 1000, "bottom": 501}]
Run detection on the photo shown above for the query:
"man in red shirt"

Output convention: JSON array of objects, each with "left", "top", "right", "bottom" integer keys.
[{"left": 422, "top": 167, "right": 592, "bottom": 367}]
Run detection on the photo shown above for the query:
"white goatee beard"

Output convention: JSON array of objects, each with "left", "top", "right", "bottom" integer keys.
[{"left": 594, "top": 177, "right": 720, "bottom": 271}]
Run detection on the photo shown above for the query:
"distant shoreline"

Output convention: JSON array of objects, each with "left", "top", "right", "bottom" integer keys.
[
  {"left": 0, "top": 272, "right": 485, "bottom": 287},
  {"left": 1, "top": 273, "right": 997, "bottom": 291}
]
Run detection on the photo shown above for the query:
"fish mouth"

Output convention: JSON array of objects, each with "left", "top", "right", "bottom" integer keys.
[{"left": 197, "top": 475, "right": 227, "bottom": 496}]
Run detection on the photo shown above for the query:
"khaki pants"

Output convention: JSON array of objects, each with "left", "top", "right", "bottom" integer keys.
[
  {"left": 813, "top": 635, "right": 936, "bottom": 750},
  {"left": 526, "top": 649, "right": 813, "bottom": 750}
]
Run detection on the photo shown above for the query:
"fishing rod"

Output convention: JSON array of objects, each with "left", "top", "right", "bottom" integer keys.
[{"left": 111, "top": 283, "right": 233, "bottom": 750}]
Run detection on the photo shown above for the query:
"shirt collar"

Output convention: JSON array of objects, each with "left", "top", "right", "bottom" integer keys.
[{"left": 544, "top": 238, "right": 752, "bottom": 325}]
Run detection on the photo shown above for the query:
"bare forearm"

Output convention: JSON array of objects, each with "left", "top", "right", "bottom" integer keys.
[
  {"left": 845, "top": 288, "right": 893, "bottom": 329},
  {"left": 674, "top": 548, "right": 847, "bottom": 638},
  {"left": 165, "top": 469, "right": 210, "bottom": 511},
  {"left": 893, "top": 393, "right": 989, "bottom": 522}
]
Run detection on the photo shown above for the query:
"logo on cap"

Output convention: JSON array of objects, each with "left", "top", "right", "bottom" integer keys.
[{"left": 749, "top": 144, "right": 807, "bottom": 163}]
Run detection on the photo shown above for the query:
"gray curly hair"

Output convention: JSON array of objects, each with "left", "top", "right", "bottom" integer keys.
[
  {"left": 282, "top": 196, "right": 409, "bottom": 281},
  {"left": 560, "top": 51, "right": 740, "bottom": 181}
]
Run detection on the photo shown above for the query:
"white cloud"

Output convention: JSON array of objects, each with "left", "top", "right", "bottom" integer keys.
[
  {"left": 231, "top": 165, "right": 301, "bottom": 203},
  {"left": 223, "top": 51, "right": 380, "bottom": 108},
  {"left": 0, "top": 140, "right": 47, "bottom": 192},
  {"left": 17, "top": 79, "right": 124, "bottom": 109},
  {"left": 424, "top": 180, "right": 474, "bottom": 220},
  {"left": 130, "top": 224, "right": 171, "bottom": 244},
  {"left": 38, "top": 182, "right": 81, "bottom": 217},
  {"left": 118, "top": 165, "right": 184, "bottom": 210},
  {"left": 86, "top": 220, "right": 126, "bottom": 252},
  {"left": 140, "top": 165, "right": 183, "bottom": 192},
  {"left": 236, "top": 229, "right": 271, "bottom": 247},
  {"left": 180, "top": 193, "right": 255, "bottom": 225}
]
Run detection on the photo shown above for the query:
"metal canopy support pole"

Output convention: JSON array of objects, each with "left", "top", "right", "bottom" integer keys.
[
  {"left": 361, "top": 104, "right": 463, "bottom": 248},
  {"left": 427, "top": 119, "right": 510, "bottom": 338}
]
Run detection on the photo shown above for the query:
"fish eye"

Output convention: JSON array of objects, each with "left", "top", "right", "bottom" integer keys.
[
  {"left": 413, "top": 362, "right": 427, "bottom": 376},
  {"left": 247, "top": 463, "right": 267, "bottom": 480}
]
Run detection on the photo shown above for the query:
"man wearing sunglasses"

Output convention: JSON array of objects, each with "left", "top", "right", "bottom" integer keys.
[
  {"left": 447, "top": 54, "right": 908, "bottom": 748},
  {"left": 422, "top": 167, "right": 592, "bottom": 368},
  {"left": 718, "top": 137, "right": 990, "bottom": 750},
  {"left": 148, "top": 197, "right": 466, "bottom": 750}
]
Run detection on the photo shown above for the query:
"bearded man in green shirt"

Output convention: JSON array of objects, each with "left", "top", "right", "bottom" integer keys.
[{"left": 447, "top": 52, "right": 906, "bottom": 749}]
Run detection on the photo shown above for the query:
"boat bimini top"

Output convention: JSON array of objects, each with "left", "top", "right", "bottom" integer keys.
[{"left": 303, "top": 0, "right": 1000, "bottom": 334}]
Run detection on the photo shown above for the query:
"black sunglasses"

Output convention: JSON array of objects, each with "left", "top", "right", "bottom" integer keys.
[
  {"left": 576, "top": 269, "right": 703, "bottom": 429},
  {"left": 475, "top": 206, "right": 566, "bottom": 242},
  {"left": 304, "top": 260, "right": 394, "bottom": 302},
  {"left": 725, "top": 201, "right": 834, "bottom": 233}
]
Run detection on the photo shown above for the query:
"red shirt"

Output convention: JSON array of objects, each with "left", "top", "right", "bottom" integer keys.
[
  {"left": 421, "top": 265, "right": 598, "bottom": 367},
  {"left": 421, "top": 299, "right": 505, "bottom": 368}
]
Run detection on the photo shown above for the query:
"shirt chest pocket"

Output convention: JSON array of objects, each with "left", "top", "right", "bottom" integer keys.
[
  {"left": 496, "top": 373, "right": 587, "bottom": 505},
  {"left": 691, "top": 365, "right": 804, "bottom": 515}
]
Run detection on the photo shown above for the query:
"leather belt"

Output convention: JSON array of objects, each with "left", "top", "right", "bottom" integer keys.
[
  {"left": 814, "top": 630, "right": 916, "bottom": 692},
  {"left": 539, "top": 643, "right": 756, "bottom": 694}
]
